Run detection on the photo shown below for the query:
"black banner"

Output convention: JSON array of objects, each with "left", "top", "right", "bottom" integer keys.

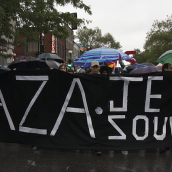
[{"left": 0, "top": 69, "right": 172, "bottom": 150}]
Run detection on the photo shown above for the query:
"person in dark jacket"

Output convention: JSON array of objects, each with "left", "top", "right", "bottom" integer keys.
[{"left": 67, "top": 69, "right": 74, "bottom": 74}]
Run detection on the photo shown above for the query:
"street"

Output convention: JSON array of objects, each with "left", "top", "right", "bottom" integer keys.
[{"left": 0, "top": 142, "right": 172, "bottom": 172}]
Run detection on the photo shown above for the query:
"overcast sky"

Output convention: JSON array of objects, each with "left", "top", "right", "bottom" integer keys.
[{"left": 56, "top": 0, "right": 172, "bottom": 52}]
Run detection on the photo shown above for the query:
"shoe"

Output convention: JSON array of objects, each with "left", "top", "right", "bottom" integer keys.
[{"left": 95, "top": 150, "right": 102, "bottom": 156}]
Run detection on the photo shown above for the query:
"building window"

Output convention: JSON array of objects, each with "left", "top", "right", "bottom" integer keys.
[{"left": 27, "top": 41, "right": 38, "bottom": 52}]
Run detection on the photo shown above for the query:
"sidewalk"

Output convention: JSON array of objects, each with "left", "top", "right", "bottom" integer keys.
[{"left": 0, "top": 142, "right": 171, "bottom": 172}]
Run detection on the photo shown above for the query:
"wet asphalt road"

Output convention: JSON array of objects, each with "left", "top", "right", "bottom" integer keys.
[{"left": 0, "top": 142, "right": 172, "bottom": 172}]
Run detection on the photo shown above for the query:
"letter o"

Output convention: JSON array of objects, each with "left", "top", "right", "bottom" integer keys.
[{"left": 132, "top": 116, "right": 149, "bottom": 140}]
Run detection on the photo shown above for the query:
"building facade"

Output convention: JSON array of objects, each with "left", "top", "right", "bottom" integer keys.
[
  {"left": 73, "top": 42, "right": 80, "bottom": 60},
  {"left": 65, "top": 26, "right": 74, "bottom": 63},
  {"left": 13, "top": 26, "right": 80, "bottom": 64}
]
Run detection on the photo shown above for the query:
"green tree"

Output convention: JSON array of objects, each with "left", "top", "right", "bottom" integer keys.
[
  {"left": 75, "top": 26, "right": 121, "bottom": 49},
  {"left": 0, "top": 0, "right": 92, "bottom": 58},
  {"left": 101, "top": 33, "right": 121, "bottom": 49},
  {"left": 132, "top": 48, "right": 147, "bottom": 64},
  {"left": 143, "top": 15, "right": 172, "bottom": 64},
  {"left": 75, "top": 26, "right": 102, "bottom": 49}
]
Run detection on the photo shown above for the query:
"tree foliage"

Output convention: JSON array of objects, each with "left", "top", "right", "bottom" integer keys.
[
  {"left": 75, "top": 26, "right": 122, "bottom": 49},
  {"left": 0, "top": 0, "right": 92, "bottom": 58},
  {"left": 143, "top": 15, "right": 172, "bottom": 64},
  {"left": 132, "top": 48, "right": 147, "bottom": 64}
]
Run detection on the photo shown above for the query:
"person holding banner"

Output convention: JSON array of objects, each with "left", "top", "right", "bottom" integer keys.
[
  {"left": 162, "top": 63, "right": 172, "bottom": 72},
  {"left": 157, "top": 63, "right": 172, "bottom": 73},
  {"left": 67, "top": 69, "right": 74, "bottom": 74},
  {"left": 59, "top": 64, "right": 67, "bottom": 72},
  {"left": 89, "top": 61, "right": 100, "bottom": 75},
  {"left": 101, "top": 69, "right": 108, "bottom": 75}
]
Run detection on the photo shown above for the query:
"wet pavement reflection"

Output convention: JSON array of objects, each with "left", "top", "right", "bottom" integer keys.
[{"left": 0, "top": 142, "right": 172, "bottom": 172}]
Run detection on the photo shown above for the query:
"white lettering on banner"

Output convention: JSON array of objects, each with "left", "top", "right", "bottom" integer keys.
[
  {"left": 109, "top": 77, "right": 143, "bottom": 112},
  {"left": 133, "top": 116, "right": 149, "bottom": 140},
  {"left": 145, "top": 76, "right": 163, "bottom": 112},
  {"left": 16, "top": 76, "right": 48, "bottom": 135},
  {"left": 66, "top": 107, "right": 85, "bottom": 113},
  {"left": 50, "top": 78, "right": 95, "bottom": 138},
  {"left": 170, "top": 117, "right": 172, "bottom": 136},
  {"left": 108, "top": 115, "right": 126, "bottom": 140},
  {"left": 154, "top": 117, "right": 168, "bottom": 140},
  {"left": 0, "top": 89, "right": 15, "bottom": 130}
]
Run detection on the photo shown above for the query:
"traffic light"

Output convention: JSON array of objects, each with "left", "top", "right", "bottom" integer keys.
[
  {"left": 68, "top": 59, "right": 72, "bottom": 68},
  {"left": 72, "top": 13, "right": 77, "bottom": 30},
  {"left": 68, "top": 63, "right": 72, "bottom": 68}
]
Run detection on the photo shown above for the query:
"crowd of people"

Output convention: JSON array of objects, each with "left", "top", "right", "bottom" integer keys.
[
  {"left": 59, "top": 61, "right": 172, "bottom": 76},
  {"left": 59, "top": 61, "right": 111, "bottom": 75}
]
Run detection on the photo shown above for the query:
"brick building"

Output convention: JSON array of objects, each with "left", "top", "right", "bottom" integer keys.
[
  {"left": 14, "top": 33, "right": 65, "bottom": 61},
  {"left": 65, "top": 26, "right": 74, "bottom": 63},
  {"left": 13, "top": 26, "right": 81, "bottom": 65},
  {"left": 57, "top": 38, "right": 66, "bottom": 62}
]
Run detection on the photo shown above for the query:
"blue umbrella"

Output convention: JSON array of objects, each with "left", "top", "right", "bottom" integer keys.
[{"left": 74, "top": 47, "right": 135, "bottom": 66}]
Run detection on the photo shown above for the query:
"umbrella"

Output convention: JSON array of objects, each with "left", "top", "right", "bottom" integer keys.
[
  {"left": 8, "top": 56, "right": 50, "bottom": 69},
  {"left": 3, "top": 62, "right": 11, "bottom": 68},
  {"left": 0, "top": 67, "right": 11, "bottom": 74},
  {"left": 126, "top": 63, "right": 147, "bottom": 73},
  {"left": 130, "top": 66, "right": 162, "bottom": 74},
  {"left": 74, "top": 47, "right": 136, "bottom": 67},
  {"left": 45, "top": 60, "right": 60, "bottom": 69},
  {"left": 38, "top": 53, "right": 65, "bottom": 63},
  {"left": 156, "top": 50, "right": 172, "bottom": 64},
  {"left": 141, "top": 62, "right": 155, "bottom": 66}
]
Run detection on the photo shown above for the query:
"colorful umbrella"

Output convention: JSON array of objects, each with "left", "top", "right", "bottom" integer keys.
[
  {"left": 74, "top": 47, "right": 136, "bottom": 66},
  {"left": 156, "top": 50, "right": 172, "bottom": 64}
]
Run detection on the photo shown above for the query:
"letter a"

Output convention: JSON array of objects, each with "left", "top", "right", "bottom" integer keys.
[
  {"left": 50, "top": 78, "right": 95, "bottom": 138},
  {"left": 0, "top": 89, "right": 15, "bottom": 130}
]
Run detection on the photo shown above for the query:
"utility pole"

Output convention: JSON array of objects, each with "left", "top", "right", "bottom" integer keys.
[
  {"left": 40, "top": 33, "right": 44, "bottom": 54},
  {"left": 24, "top": 36, "right": 26, "bottom": 56}
]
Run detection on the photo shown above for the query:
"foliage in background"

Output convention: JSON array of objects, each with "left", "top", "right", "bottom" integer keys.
[
  {"left": 137, "top": 15, "right": 172, "bottom": 64},
  {"left": 75, "top": 26, "right": 122, "bottom": 49},
  {"left": 0, "top": 0, "right": 92, "bottom": 58}
]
